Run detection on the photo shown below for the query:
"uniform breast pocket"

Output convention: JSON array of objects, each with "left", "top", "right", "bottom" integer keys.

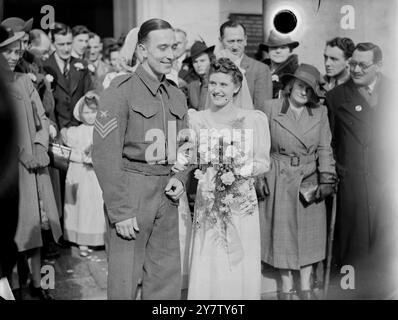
[{"left": 129, "top": 104, "right": 162, "bottom": 142}]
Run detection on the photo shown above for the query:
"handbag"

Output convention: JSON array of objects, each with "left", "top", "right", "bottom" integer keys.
[
  {"left": 299, "top": 170, "right": 319, "bottom": 206},
  {"left": 48, "top": 142, "right": 71, "bottom": 171}
]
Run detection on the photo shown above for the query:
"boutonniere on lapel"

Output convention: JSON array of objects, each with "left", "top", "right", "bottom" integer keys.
[
  {"left": 74, "top": 62, "right": 85, "bottom": 71},
  {"left": 272, "top": 74, "right": 279, "bottom": 82},
  {"left": 27, "top": 72, "right": 37, "bottom": 83},
  {"left": 183, "top": 65, "right": 189, "bottom": 71},
  {"left": 87, "top": 64, "right": 96, "bottom": 74},
  {"left": 45, "top": 74, "right": 54, "bottom": 83},
  {"left": 355, "top": 105, "right": 362, "bottom": 112}
]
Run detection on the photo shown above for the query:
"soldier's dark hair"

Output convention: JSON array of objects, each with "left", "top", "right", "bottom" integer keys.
[
  {"left": 355, "top": 42, "right": 383, "bottom": 64},
  {"left": 219, "top": 20, "right": 247, "bottom": 38},
  {"left": 72, "top": 25, "right": 90, "bottom": 37},
  {"left": 209, "top": 58, "right": 243, "bottom": 95},
  {"left": 49, "top": 22, "right": 72, "bottom": 41},
  {"left": 326, "top": 37, "right": 355, "bottom": 59},
  {"left": 137, "top": 19, "right": 173, "bottom": 44}
]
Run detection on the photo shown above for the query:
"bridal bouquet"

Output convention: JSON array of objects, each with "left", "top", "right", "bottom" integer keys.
[{"left": 194, "top": 132, "right": 257, "bottom": 229}]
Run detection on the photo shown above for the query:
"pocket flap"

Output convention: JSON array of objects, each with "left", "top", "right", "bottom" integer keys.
[{"left": 131, "top": 104, "right": 159, "bottom": 118}]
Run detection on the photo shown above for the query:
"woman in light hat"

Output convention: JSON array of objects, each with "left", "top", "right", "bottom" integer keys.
[
  {"left": 63, "top": 91, "right": 106, "bottom": 257},
  {"left": 1, "top": 26, "right": 61, "bottom": 300},
  {"left": 260, "top": 30, "right": 300, "bottom": 98},
  {"left": 260, "top": 64, "right": 337, "bottom": 300}
]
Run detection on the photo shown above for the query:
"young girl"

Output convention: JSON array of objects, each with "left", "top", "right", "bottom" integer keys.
[{"left": 63, "top": 91, "right": 106, "bottom": 257}]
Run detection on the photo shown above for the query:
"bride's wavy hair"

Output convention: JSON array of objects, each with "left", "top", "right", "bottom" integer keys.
[{"left": 209, "top": 58, "right": 243, "bottom": 95}]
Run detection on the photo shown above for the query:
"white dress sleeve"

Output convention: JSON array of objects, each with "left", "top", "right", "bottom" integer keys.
[
  {"left": 239, "top": 110, "right": 270, "bottom": 177},
  {"left": 252, "top": 110, "right": 271, "bottom": 175}
]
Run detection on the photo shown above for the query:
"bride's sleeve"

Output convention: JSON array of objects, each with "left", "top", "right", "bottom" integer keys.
[{"left": 251, "top": 110, "right": 271, "bottom": 175}]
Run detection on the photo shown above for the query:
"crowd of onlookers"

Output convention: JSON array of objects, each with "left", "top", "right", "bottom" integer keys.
[{"left": 0, "top": 13, "right": 396, "bottom": 300}]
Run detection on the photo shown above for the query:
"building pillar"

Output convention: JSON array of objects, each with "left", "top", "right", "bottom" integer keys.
[{"left": 113, "top": 0, "right": 136, "bottom": 39}]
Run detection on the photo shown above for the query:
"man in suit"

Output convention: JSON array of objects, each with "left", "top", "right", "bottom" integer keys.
[
  {"left": 326, "top": 43, "right": 397, "bottom": 298},
  {"left": 219, "top": 20, "right": 272, "bottom": 109},
  {"left": 87, "top": 32, "right": 111, "bottom": 92},
  {"left": 44, "top": 22, "right": 92, "bottom": 139},
  {"left": 321, "top": 37, "right": 355, "bottom": 93},
  {"left": 71, "top": 25, "right": 90, "bottom": 60}
]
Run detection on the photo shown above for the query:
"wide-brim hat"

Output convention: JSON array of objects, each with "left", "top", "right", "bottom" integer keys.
[
  {"left": 260, "top": 30, "right": 299, "bottom": 52},
  {"left": 73, "top": 91, "right": 99, "bottom": 122},
  {"left": 1, "top": 17, "right": 34, "bottom": 33},
  {"left": 280, "top": 63, "right": 323, "bottom": 97},
  {"left": 0, "top": 27, "right": 25, "bottom": 48},
  {"left": 183, "top": 41, "right": 215, "bottom": 64}
]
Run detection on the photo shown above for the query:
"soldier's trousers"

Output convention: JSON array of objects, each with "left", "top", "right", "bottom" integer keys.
[{"left": 106, "top": 171, "right": 181, "bottom": 300}]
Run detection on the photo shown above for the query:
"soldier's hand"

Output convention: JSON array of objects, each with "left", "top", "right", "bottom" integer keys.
[
  {"left": 115, "top": 217, "right": 139, "bottom": 240},
  {"left": 165, "top": 177, "right": 184, "bottom": 201}
]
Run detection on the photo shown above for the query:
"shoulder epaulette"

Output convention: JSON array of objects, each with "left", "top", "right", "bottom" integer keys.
[{"left": 111, "top": 74, "right": 134, "bottom": 88}]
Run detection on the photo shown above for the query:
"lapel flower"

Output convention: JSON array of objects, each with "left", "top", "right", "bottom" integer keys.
[
  {"left": 74, "top": 62, "right": 85, "bottom": 71},
  {"left": 183, "top": 65, "right": 189, "bottom": 71},
  {"left": 87, "top": 64, "right": 96, "bottom": 73},
  {"left": 272, "top": 74, "right": 279, "bottom": 82},
  {"left": 27, "top": 72, "right": 37, "bottom": 82},
  {"left": 45, "top": 74, "right": 54, "bottom": 83}
]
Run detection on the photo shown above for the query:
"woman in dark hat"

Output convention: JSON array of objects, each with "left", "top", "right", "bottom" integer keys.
[
  {"left": 260, "top": 64, "right": 337, "bottom": 300},
  {"left": 0, "top": 26, "right": 61, "bottom": 300},
  {"left": 260, "top": 30, "right": 300, "bottom": 98},
  {"left": 184, "top": 41, "right": 215, "bottom": 111}
]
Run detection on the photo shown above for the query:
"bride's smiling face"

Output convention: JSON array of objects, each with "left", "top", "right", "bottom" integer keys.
[{"left": 208, "top": 72, "right": 240, "bottom": 107}]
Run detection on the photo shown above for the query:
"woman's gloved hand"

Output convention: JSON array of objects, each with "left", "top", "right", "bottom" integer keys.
[
  {"left": 34, "top": 144, "right": 50, "bottom": 168},
  {"left": 19, "top": 150, "right": 38, "bottom": 171},
  {"left": 254, "top": 174, "right": 270, "bottom": 201},
  {"left": 315, "top": 172, "right": 338, "bottom": 201}
]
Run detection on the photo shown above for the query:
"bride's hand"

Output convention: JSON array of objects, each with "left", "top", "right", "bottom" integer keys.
[
  {"left": 171, "top": 153, "right": 191, "bottom": 173},
  {"left": 171, "top": 161, "right": 186, "bottom": 173}
]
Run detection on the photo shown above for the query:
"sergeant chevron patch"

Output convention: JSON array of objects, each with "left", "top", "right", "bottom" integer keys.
[{"left": 94, "top": 116, "right": 117, "bottom": 139}]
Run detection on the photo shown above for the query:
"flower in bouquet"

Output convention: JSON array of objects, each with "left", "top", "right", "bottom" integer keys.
[
  {"left": 194, "top": 168, "right": 205, "bottom": 181},
  {"left": 220, "top": 171, "right": 235, "bottom": 185}
]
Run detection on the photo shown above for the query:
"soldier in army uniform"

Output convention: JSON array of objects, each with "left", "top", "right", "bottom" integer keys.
[{"left": 92, "top": 18, "right": 190, "bottom": 300}]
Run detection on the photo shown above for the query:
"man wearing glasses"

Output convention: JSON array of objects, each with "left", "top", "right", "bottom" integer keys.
[{"left": 326, "top": 43, "right": 396, "bottom": 299}]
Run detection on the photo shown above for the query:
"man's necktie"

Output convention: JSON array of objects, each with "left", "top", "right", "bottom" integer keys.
[{"left": 63, "top": 60, "right": 69, "bottom": 80}]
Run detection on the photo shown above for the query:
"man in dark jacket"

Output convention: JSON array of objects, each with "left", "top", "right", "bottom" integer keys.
[
  {"left": 326, "top": 42, "right": 398, "bottom": 298},
  {"left": 43, "top": 22, "right": 92, "bottom": 140}
]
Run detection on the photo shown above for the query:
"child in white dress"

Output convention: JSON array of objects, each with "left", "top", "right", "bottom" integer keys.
[{"left": 63, "top": 91, "right": 106, "bottom": 257}]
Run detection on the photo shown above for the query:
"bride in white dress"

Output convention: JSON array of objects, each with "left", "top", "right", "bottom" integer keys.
[{"left": 176, "top": 58, "right": 270, "bottom": 300}]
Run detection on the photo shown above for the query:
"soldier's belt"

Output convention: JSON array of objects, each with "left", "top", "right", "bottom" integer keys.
[
  {"left": 271, "top": 153, "right": 317, "bottom": 167},
  {"left": 123, "top": 158, "right": 172, "bottom": 176}
]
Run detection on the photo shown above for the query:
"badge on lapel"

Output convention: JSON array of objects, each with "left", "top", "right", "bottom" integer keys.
[{"left": 355, "top": 105, "right": 362, "bottom": 112}]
